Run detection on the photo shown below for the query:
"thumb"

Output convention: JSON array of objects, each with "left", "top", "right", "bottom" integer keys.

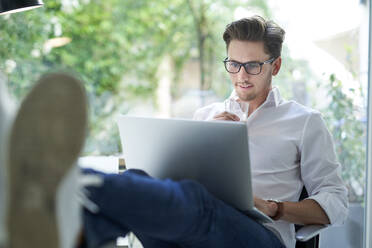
[{"left": 268, "top": 202, "right": 278, "bottom": 216}]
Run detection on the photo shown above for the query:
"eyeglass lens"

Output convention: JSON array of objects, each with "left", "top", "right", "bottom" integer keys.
[{"left": 225, "top": 61, "right": 261, "bottom": 74}]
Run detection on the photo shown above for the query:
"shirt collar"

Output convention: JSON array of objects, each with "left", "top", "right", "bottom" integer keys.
[{"left": 228, "top": 86, "right": 282, "bottom": 108}]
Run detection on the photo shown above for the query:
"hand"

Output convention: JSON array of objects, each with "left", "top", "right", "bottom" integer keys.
[
  {"left": 254, "top": 197, "right": 278, "bottom": 217},
  {"left": 213, "top": 111, "right": 240, "bottom": 121}
]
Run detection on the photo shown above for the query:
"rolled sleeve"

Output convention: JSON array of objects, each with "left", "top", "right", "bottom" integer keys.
[{"left": 300, "top": 112, "right": 349, "bottom": 226}]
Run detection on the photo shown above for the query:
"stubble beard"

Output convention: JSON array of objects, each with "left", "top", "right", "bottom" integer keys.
[{"left": 235, "top": 87, "right": 256, "bottom": 102}]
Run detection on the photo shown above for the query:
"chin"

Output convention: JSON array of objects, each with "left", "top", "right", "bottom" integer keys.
[{"left": 236, "top": 91, "right": 255, "bottom": 102}]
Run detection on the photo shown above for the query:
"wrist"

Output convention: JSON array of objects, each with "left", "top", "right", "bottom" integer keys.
[{"left": 268, "top": 200, "right": 284, "bottom": 220}]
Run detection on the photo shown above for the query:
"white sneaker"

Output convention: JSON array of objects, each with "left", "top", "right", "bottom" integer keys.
[
  {"left": 6, "top": 73, "right": 88, "bottom": 248},
  {"left": 56, "top": 165, "right": 104, "bottom": 248}
]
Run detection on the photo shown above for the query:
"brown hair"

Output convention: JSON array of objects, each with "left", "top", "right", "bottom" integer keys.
[{"left": 223, "top": 15, "right": 285, "bottom": 58}]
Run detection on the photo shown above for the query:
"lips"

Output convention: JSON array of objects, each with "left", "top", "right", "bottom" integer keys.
[{"left": 237, "top": 83, "right": 253, "bottom": 89}]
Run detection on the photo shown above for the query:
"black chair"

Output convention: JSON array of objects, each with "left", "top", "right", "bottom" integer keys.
[{"left": 295, "top": 187, "right": 327, "bottom": 248}]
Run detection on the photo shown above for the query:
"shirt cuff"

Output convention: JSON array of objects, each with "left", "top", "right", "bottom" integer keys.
[{"left": 307, "top": 192, "right": 349, "bottom": 226}]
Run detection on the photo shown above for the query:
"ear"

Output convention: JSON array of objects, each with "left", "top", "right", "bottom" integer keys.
[{"left": 272, "top": 57, "right": 282, "bottom": 76}]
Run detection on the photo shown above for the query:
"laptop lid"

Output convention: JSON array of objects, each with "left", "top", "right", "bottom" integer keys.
[{"left": 117, "top": 115, "right": 253, "bottom": 211}]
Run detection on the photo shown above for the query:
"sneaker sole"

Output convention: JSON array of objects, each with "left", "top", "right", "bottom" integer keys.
[{"left": 7, "top": 73, "right": 87, "bottom": 248}]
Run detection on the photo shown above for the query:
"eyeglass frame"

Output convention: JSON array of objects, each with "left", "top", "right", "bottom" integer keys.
[{"left": 223, "top": 57, "right": 277, "bottom": 75}]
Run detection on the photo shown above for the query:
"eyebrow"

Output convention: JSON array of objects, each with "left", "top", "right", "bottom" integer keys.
[{"left": 227, "top": 58, "right": 261, "bottom": 63}]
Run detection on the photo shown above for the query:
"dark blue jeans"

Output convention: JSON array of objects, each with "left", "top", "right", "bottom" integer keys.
[{"left": 83, "top": 169, "right": 285, "bottom": 248}]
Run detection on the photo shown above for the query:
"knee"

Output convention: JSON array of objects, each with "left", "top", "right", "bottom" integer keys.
[
  {"left": 179, "top": 179, "right": 203, "bottom": 191},
  {"left": 124, "top": 168, "right": 150, "bottom": 177},
  {"left": 179, "top": 179, "right": 210, "bottom": 202}
]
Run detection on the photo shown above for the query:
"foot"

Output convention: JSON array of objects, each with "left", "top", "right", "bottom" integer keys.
[{"left": 6, "top": 73, "right": 87, "bottom": 248}]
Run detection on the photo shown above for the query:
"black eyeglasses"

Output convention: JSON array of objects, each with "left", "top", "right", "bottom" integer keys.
[{"left": 223, "top": 57, "right": 276, "bottom": 75}]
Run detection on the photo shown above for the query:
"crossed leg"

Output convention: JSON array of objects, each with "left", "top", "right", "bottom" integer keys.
[{"left": 82, "top": 169, "right": 285, "bottom": 248}]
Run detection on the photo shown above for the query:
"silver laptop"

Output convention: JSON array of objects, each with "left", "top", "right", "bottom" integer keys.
[{"left": 117, "top": 115, "right": 273, "bottom": 223}]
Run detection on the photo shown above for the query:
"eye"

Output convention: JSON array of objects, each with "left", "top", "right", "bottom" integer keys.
[
  {"left": 246, "top": 62, "right": 260, "bottom": 69},
  {"left": 229, "top": 62, "right": 241, "bottom": 68}
]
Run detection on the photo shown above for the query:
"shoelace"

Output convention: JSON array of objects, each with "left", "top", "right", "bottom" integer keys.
[{"left": 76, "top": 174, "right": 104, "bottom": 214}]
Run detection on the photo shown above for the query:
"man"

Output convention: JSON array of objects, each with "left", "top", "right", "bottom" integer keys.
[{"left": 193, "top": 15, "right": 348, "bottom": 247}]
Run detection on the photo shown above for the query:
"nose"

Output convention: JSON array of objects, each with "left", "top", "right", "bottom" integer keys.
[{"left": 237, "top": 66, "right": 250, "bottom": 81}]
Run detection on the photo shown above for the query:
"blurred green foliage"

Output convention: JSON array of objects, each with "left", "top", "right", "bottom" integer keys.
[{"left": 322, "top": 74, "right": 366, "bottom": 202}]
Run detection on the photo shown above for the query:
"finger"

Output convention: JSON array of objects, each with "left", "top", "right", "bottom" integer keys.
[
  {"left": 214, "top": 112, "right": 240, "bottom": 121},
  {"left": 213, "top": 111, "right": 230, "bottom": 118},
  {"left": 268, "top": 201, "right": 276, "bottom": 209},
  {"left": 225, "top": 113, "right": 240, "bottom": 121},
  {"left": 267, "top": 202, "right": 278, "bottom": 217},
  {"left": 230, "top": 114, "right": 240, "bottom": 121},
  {"left": 221, "top": 111, "right": 240, "bottom": 121},
  {"left": 214, "top": 116, "right": 237, "bottom": 121}
]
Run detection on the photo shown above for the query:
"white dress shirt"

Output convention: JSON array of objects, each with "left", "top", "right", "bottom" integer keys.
[{"left": 193, "top": 87, "right": 349, "bottom": 248}]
